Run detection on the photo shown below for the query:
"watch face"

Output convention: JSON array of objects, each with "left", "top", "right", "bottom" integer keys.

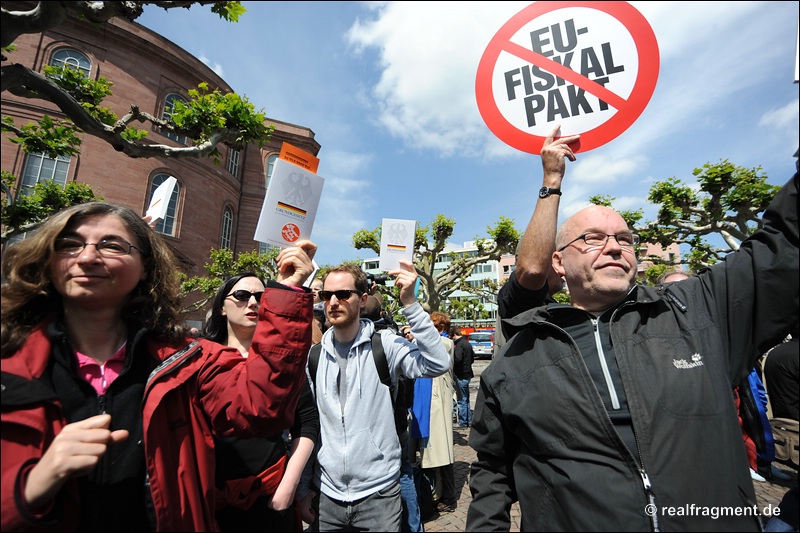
[{"left": 539, "top": 187, "right": 549, "bottom": 198}]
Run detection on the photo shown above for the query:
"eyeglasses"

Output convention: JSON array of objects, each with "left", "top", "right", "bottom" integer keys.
[
  {"left": 318, "top": 289, "right": 361, "bottom": 302},
  {"left": 557, "top": 232, "right": 640, "bottom": 252},
  {"left": 227, "top": 290, "right": 264, "bottom": 303},
  {"left": 54, "top": 237, "right": 144, "bottom": 257}
]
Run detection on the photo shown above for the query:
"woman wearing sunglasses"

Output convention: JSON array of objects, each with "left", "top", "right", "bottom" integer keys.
[
  {"left": 0, "top": 202, "right": 315, "bottom": 531},
  {"left": 204, "top": 273, "right": 319, "bottom": 532}
]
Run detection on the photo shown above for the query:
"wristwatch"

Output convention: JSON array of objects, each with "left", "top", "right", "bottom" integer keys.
[{"left": 539, "top": 186, "right": 562, "bottom": 198}]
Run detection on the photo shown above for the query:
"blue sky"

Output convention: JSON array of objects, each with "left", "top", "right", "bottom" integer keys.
[{"left": 137, "top": 1, "right": 799, "bottom": 267}]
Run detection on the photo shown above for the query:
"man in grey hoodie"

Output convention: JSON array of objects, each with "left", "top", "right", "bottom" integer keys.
[{"left": 306, "top": 261, "right": 450, "bottom": 531}]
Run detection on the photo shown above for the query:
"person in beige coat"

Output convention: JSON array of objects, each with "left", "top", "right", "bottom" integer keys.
[{"left": 420, "top": 312, "right": 458, "bottom": 512}]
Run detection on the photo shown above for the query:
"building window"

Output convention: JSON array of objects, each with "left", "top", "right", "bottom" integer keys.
[
  {"left": 161, "top": 93, "right": 188, "bottom": 145},
  {"left": 220, "top": 207, "right": 233, "bottom": 249},
  {"left": 148, "top": 174, "right": 180, "bottom": 236},
  {"left": 20, "top": 153, "right": 70, "bottom": 196},
  {"left": 227, "top": 148, "right": 240, "bottom": 177},
  {"left": 265, "top": 154, "right": 278, "bottom": 189},
  {"left": 49, "top": 48, "right": 91, "bottom": 77},
  {"left": 7, "top": 153, "right": 72, "bottom": 244},
  {"left": 259, "top": 242, "right": 279, "bottom": 255}
]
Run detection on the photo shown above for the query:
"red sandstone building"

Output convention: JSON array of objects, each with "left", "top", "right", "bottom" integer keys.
[{"left": 1, "top": 3, "right": 320, "bottom": 323}]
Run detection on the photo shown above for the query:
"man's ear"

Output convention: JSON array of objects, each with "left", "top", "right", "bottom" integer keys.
[{"left": 552, "top": 252, "right": 566, "bottom": 277}]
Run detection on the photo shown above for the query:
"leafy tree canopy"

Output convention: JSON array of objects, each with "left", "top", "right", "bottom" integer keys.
[
  {"left": 1, "top": 171, "right": 102, "bottom": 243},
  {"left": 591, "top": 159, "right": 779, "bottom": 272}
]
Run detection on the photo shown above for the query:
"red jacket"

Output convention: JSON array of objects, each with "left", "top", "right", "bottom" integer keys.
[{"left": 1, "top": 284, "right": 312, "bottom": 531}]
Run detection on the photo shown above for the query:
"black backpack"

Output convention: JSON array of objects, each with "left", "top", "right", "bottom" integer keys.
[{"left": 308, "top": 330, "right": 413, "bottom": 435}]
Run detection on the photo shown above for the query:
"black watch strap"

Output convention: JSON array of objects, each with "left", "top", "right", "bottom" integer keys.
[{"left": 539, "top": 186, "right": 562, "bottom": 198}]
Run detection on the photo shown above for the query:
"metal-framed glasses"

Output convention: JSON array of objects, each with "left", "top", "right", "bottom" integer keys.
[
  {"left": 227, "top": 290, "right": 264, "bottom": 303},
  {"left": 557, "top": 232, "right": 640, "bottom": 252},
  {"left": 54, "top": 237, "right": 144, "bottom": 257},
  {"left": 318, "top": 289, "right": 361, "bottom": 302}
]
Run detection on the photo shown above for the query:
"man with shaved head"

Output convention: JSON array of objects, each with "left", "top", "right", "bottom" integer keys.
[{"left": 467, "top": 129, "right": 799, "bottom": 531}]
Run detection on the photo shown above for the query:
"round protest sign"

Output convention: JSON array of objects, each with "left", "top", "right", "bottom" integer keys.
[
  {"left": 476, "top": 1, "right": 659, "bottom": 154},
  {"left": 281, "top": 223, "right": 301, "bottom": 243}
]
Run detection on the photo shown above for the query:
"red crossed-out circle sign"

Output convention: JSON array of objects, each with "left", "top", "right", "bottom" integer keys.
[
  {"left": 476, "top": 1, "right": 659, "bottom": 154},
  {"left": 281, "top": 223, "right": 301, "bottom": 243}
]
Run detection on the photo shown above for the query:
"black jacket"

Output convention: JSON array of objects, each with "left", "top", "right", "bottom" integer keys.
[
  {"left": 467, "top": 173, "right": 799, "bottom": 532},
  {"left": 453, "top": 336, "right": 475, "bottom": 379}
]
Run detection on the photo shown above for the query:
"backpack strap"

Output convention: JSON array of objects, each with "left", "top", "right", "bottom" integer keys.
[
  {"left": 307, "top": 335, "right": 387, "bottom": 394},
  {"left": 371, "top": 330, "right": 393, "bottom": 399},
  {"left": 373, "top": 331, "right": 411, "bottom": 435}
]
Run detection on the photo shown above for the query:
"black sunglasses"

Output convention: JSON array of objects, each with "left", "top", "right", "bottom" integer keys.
[
  {"left": 227, "top": 290, "right": 264, "bottom": 303},
  {"left": 318, "top": 289, "right": 361, "bottom": 302}
]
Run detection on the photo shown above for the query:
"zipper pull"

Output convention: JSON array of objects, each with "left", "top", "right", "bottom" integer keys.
[{"left": 640, "top": 468, "right": 660, "bottom": 532}]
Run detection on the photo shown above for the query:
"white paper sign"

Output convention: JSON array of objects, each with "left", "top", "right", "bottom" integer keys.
[
  {"left": 254, "top": 159, "right": 324, "bottom": 248},
  {"left": 379, "top": 218, "right": 416, "bottom": 271},
  {"left": 146, "top": 176, "right": 177, "bottom": 223},
  {"left": 303, "top": 259, "right": 320, "bottom": 288}
]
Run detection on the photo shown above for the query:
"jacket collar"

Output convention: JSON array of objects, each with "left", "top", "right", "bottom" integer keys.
[
  {"left": 503, "top": 284, "right": 664, "bottom": 329},
  {"left": 321, "top": 318, "right": 375, "bottom": 354}
]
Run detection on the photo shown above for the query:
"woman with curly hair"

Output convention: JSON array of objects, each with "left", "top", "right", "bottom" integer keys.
[{"left": 1, "top": 202, "right": 316, "bottom": 531}]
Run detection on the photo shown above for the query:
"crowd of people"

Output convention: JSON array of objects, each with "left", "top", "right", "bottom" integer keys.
[{"left": 1, "top": 126, "right": 797, "bottom": 532}]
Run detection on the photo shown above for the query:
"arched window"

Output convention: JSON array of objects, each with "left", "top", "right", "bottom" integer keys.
[
  {"left": 148, "top": 174, "right": 180, "bottom": 236},
  {"left": 49, "top": 48, "right": 91, "bottom": 77},
  {"left": 265, "top": 154, "right": 279, "bottom": 189},
  {"left": 161, "top": 93, "right": 188, "bottom": 145},
  {"left": 220, "top": 206, "right": 233, "bottom": 249}
]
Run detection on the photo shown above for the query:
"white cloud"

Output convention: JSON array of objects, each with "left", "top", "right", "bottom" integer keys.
[
  {"left": 198, "top": 54, "right": 225, "bottom": 78},
  {"left": 758, "top": 99, "right": 800, "bottom": 129},
  {"left": 347, "top": 2, "right": 531, "bottom": 156},
  {"left": 571, "top": 153, "right": 648, "bottom": 187}
]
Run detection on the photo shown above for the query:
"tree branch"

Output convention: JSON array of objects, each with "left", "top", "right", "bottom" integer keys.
[
  {"left": 1, "top": 1, "right": 231, "bottom": 48},
  {"left": 3, "top": 64, "right": 249, "bottom": 159}
]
